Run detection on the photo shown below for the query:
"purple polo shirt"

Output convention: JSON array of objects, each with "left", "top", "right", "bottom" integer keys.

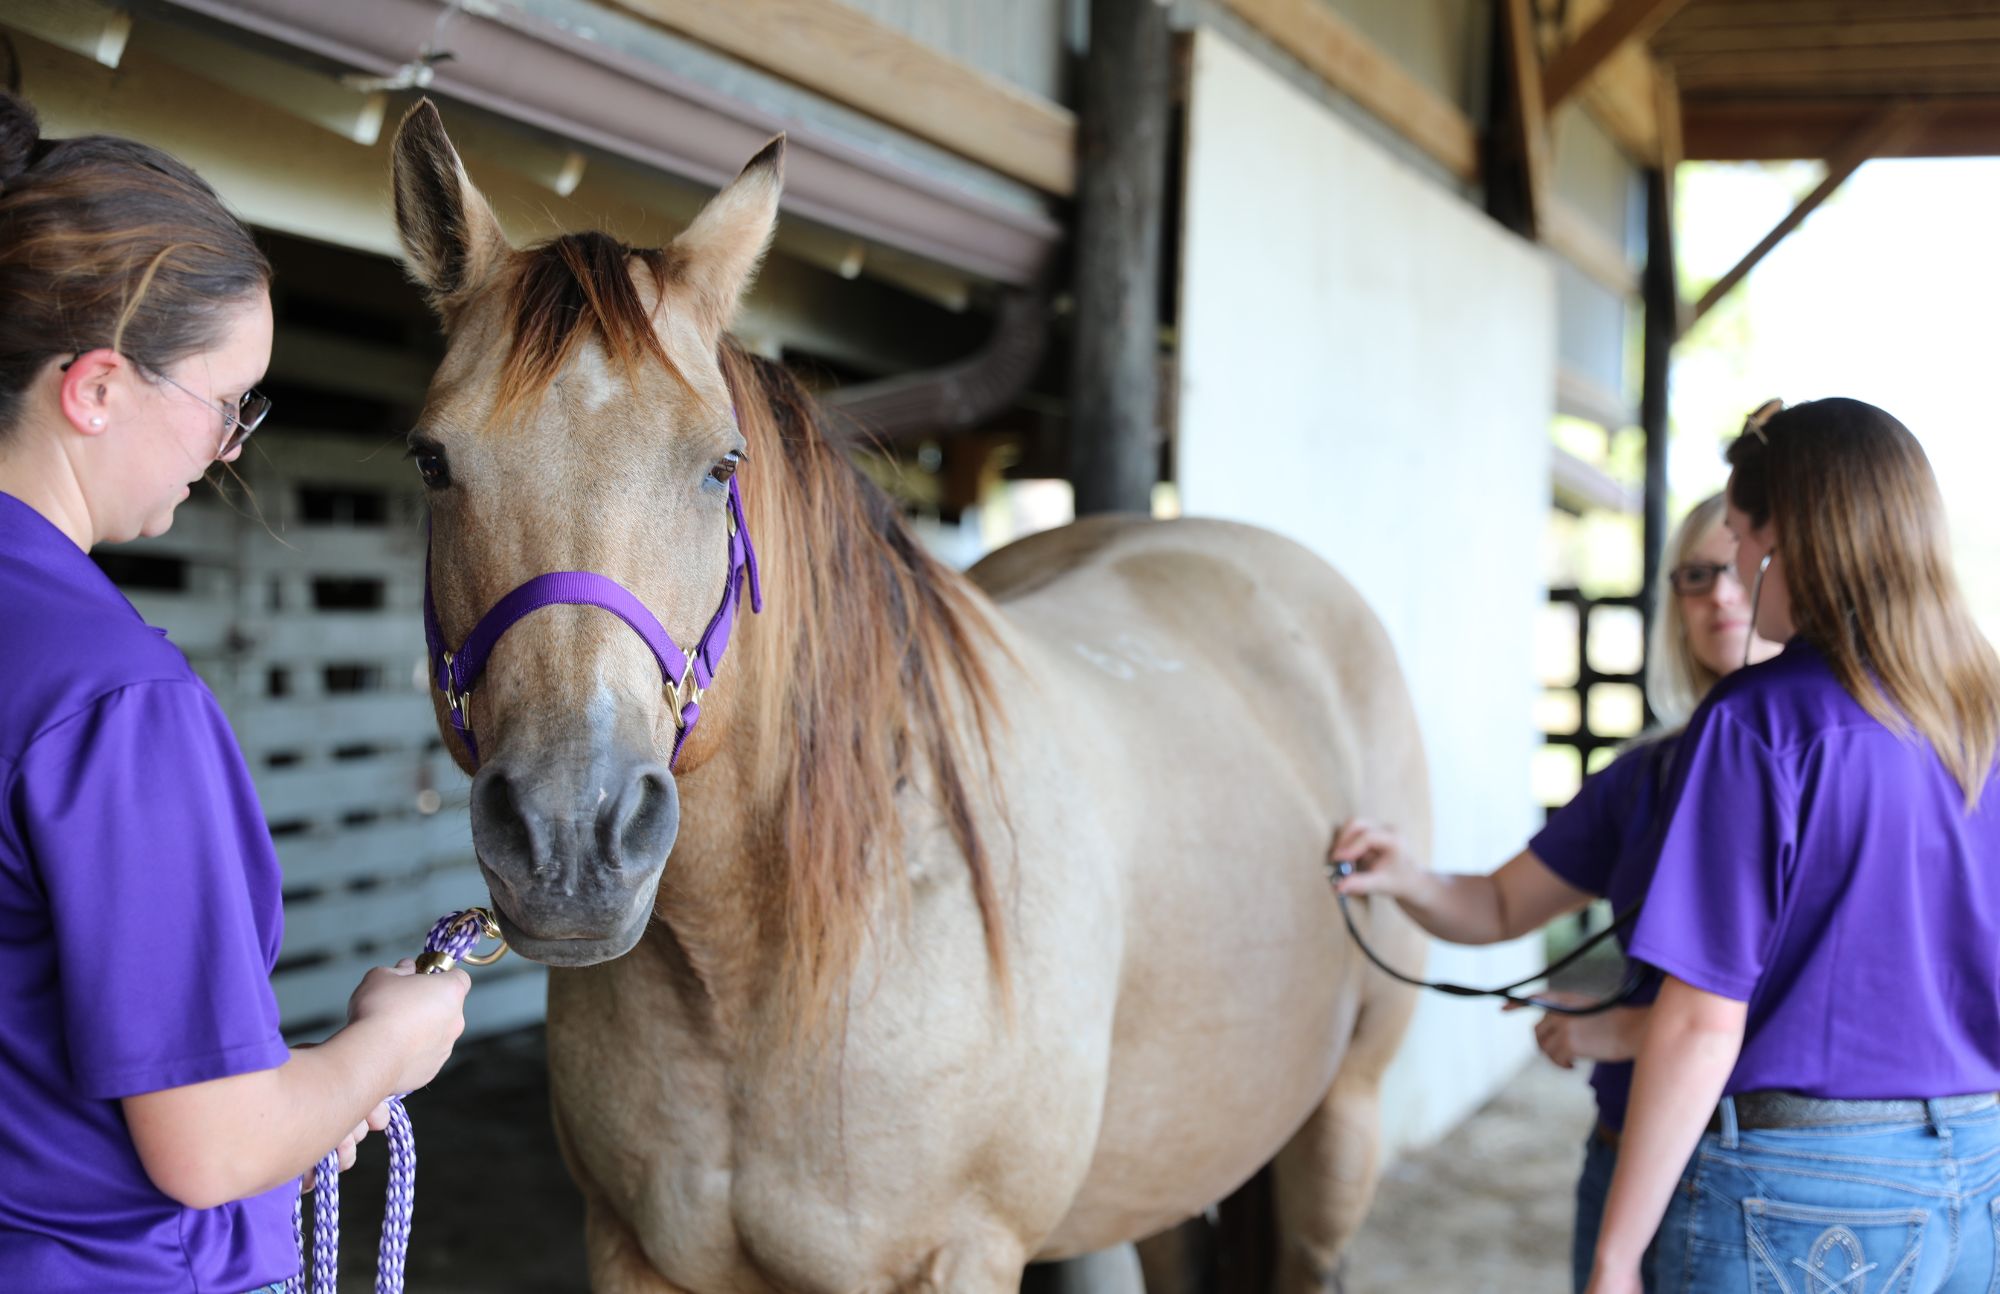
[
  {"left": 0, "top": 493, "right": 296, "bottom": 1291},
  {"left": 1628, "top": 638, "right": 2000, "bottom": 1099},
  {"left": 1529, "top": 735, "right": 1676, "bottom": 1131}
]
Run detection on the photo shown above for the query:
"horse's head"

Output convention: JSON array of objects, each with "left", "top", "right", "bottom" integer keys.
[{"left": 390, "top": 101, "right": 782, "bottom": 966}]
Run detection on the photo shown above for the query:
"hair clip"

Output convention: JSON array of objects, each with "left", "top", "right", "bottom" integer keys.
[{"left": 1743, "top": 398, "right": 1783, "bottom": 444}]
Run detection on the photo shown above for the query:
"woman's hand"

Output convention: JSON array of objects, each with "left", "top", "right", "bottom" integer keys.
[
  {"left": 346, "top": 959, "right": 471, "bottom": 1096},
  {"left": 1327, "top": 818, "right": 1427, "bottom": 901},
  {"left": 1507, "top": 993, "right": 1649, "bottom": 1068}
]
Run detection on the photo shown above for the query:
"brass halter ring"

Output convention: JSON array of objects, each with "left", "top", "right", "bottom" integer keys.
[
  {"left": 414, "top": 907, "right": 511, "bottom": 973},
  {"left": 455, "top": 907, "right": 510, "bottom": 966}
]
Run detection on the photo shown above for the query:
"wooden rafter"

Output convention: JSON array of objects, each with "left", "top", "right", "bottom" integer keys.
[
  {"left": 1685, "top": 99, "right": 1928, "bottom": 331},
  {"left": 1684, "top": 95, "right": 2000, "bottom": 161},
  {"left": 1544, "top": 0, "right": 1691, "bottom": 112}
]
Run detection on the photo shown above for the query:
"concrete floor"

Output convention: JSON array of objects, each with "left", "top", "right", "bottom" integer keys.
[
  {"left": 332, "top": 1030, "right": 1594, "bottom": 1293},
  {"left": 1343, "top": 1057, "right": 1593, "bottom": 1294}
]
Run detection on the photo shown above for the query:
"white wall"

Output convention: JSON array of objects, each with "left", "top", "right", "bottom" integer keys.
[{"left": 1178, "top": 30, "right": 1555, "bottom": 1155}]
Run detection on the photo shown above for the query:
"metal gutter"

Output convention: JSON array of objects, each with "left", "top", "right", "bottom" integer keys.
[{"left": 154, "top": 0, "right": 1062, "bottom": 286}]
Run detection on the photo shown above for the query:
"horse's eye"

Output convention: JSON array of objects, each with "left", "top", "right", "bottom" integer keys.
[
  {"left": 709, "top": 452, "right": 741, "bottom": 484},
  {"left": 410, "top": 448, "right": 450, "bottom": 490}
]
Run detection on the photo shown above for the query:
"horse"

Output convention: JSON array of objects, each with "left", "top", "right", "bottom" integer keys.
[{"left": 388, "top": 99, "right": 1428, "bottom": 1294}]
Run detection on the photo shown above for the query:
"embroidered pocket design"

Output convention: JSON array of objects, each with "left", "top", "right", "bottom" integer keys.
[{"left": 1743, "top": 1199, "right": 1925, "bottom": 1294}]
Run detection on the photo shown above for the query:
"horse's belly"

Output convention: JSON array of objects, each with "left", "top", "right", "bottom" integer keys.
[
  {"left": 1019, "top": 617, "right": 1391, "bottom": 1254},
  {"left": 1038, "top": 862, "right": 1360, "bottom": 1255}
]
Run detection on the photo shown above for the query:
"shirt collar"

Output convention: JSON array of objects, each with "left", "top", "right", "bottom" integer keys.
[{"left": 0, "top": 491, "right": 143, "bottom": 618}]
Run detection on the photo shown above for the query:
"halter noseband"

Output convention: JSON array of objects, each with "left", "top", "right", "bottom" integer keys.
[{"left": 421, "top": 475, "right": 763, "bottom": 769}]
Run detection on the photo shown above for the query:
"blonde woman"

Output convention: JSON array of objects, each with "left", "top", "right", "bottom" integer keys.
[
  {"left": 1588, "top": 398, "right": 2000, "bottom": 1294},
  {"left": 1330, "top": 491, "right": 1777, "bottom": 1292}
]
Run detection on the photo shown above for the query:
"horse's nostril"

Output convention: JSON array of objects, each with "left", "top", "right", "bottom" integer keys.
[
  {"left": 602, "top": 765, "right": 678, "bottom": 869},
  {"left": 473, "top": 765, "right": 538, "bottom": 871}
]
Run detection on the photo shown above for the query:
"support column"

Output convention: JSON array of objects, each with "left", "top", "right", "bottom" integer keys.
[
  {"left": 1068, "top": 0, "right": 1171, "bottom": 516},
  {"left": 1639, "top": 167, "right": 1675, "bottom": 658}
]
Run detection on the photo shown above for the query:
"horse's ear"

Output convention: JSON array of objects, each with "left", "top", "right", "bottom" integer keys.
[
  {"left": 391, "top": 99, "right": 509, "bottom": 323},
  {"left": 670, "top": 136, "right": 785, "bottom": 340}
]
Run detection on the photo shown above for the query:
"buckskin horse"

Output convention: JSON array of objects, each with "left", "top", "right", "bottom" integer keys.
[{"left": 390, "top": 99, "right": 1427, "bottom": 1293}]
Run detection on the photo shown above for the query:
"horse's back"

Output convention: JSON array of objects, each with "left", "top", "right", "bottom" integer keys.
[
  {"left": 972, "top": 515, "right": 1415, "bottom": 801},
  {"left": 968, "top": 516, "right": 1428, "bottom": 1253}
]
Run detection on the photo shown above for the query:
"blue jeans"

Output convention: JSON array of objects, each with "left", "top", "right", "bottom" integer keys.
[
  {"left": 1576, "top": 1130, "right": 1663, "bottom": 1293},
  {"left": 1651, "top": 1096, "right": 2000, "bottom": 1293}
]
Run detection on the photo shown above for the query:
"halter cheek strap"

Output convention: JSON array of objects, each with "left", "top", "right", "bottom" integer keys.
[{"left": 422, "top": 475, "right": 763, "bottom": 769}]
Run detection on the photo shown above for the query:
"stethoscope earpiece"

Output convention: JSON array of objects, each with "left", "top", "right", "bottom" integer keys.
[{"left": 1746, "top": 551, "right": 1775, "bottom": 666}]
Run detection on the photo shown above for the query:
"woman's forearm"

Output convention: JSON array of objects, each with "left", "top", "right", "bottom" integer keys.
[
  {"left": 124, "top": 1022, "right": 403, "bottom": 1210},
  {"left": 1591, "top": 978, "right": 1745, "bottom": 1277},
  {"left": 1390, "top": 870, "right": 1513, "bottom": 944}
]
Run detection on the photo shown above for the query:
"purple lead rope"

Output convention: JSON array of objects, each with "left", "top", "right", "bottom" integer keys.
[{"left": 286, "top": 910, "right": 500, "bottom": 1294}]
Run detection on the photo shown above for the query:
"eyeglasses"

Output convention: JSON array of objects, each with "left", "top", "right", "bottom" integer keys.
[
  {"left": 60, "top": 350, "right": 273, "bottom": 457},
  {"left": 1668, "top": 561, "right": 1740, "bottom": 597}
]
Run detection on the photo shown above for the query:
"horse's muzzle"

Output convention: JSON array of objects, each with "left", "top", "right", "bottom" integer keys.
[{"left": 469, "top": 750, "right": 679, "bottom": 965}]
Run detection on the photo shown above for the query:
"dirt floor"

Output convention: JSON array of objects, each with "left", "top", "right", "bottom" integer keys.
[{"left": 334, "top": 1030, "right": 1593, "bottom": 1293}]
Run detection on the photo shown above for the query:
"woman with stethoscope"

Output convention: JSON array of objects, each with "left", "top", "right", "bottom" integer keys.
[
  {"left": 1585, "top": 397, "right": 2000, "bottom": 1294},
  {"left": 1330, "top": 485, "right": 1777, "bottom": 1292}
]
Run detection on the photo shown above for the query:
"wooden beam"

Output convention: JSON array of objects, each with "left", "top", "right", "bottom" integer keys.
[
  {"left": 1662, "top": 0, "right": 2000, "bottom": 31},
  {"left": 1684, "top": 95, "right": 2000, "bottom": 160},
  {"left": 1487, "top": 0, "right": 1552, "bottom": 236},
  {"left": 1672, "top": 41, "right": 2000, "bottom": 80},
  {"left": 1544, "top": 0, "right": 1691, "bottom": 112},
  {"left": 1675, "top": 67, "right": 2000, "bottom": 95},
  {"left": 600, "top": 0, "right": 1076, "bottom": 195},
  {"left": 1686, "top": 100, "right": 1928, "bottom": 330},
  {"left": 1219, "top": 0, "right": 1479, "bottom": 182},
  {"left": 1576, "top": 46, "right": 1665, "bottom": 165},
  {"left": 1657, "top": 15, "right": 2000, "bottom": 56}
]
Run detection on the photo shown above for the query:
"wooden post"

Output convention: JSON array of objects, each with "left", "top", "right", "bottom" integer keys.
[
  {"left": 1068, "top": 0, "right": 1172, "bottom": 517},
  {"left": 1639, "top": 166, "right": 1675, "bottom": 687},
  {"left": 1486, "top": 0, "right": 1551, "bottom": 238}
]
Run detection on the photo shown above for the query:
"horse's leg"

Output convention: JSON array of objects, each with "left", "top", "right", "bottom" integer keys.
[
  {"left": 1270, "top": 978, "right": 1420, "bottom": 1293},
  {"left": 584, "top": 1195, "right": 689, "bottom": 1294},
  {"left": 1019, "top": 1245, "right": 1147, "bottom": 1294},
  {"left": 1134, "top": 1222, "right": 1212, "bottom": 1294}
]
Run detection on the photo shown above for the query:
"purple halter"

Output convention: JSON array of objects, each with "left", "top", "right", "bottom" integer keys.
[{"left": 421, "top": 475, "right": 763, "bottom": 769}]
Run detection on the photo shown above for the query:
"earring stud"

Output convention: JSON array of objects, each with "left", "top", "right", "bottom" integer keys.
[{"left": 88, "top": 417, "right": 104, "bottom": 428}]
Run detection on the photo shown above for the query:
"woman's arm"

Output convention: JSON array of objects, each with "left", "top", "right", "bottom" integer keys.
[
  {"left": 123, "top": 961, "right": 469, "bottom": 1210},
  {"left": 1585, "top": 975, "right": 1745, "bottom": 1294},
  {"left": 1330, "top": 819, "right": 1595, "bottom": 944}
]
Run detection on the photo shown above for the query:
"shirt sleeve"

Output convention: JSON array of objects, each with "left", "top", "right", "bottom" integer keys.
[
  {"left": 1528, "top": 743, "right": 1650, "bottom": 897},
  {"left": 1625, "top": 702, "right": 1797, "bottom": 1002},
  {"left": 18, "top": 681, "right": 288, "bottom": 1100}
]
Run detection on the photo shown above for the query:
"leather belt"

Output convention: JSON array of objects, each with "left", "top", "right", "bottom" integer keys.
[{"left": 1707, "top": 1091, "right": 2000, "bottom": 1133}]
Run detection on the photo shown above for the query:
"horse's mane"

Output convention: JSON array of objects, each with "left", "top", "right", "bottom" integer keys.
[
  {"left": 495, "top": 230, "right": 1011, "bottom": 1031},
  {"left": 722, "top": 342, "right": 1012, "bottom": 1029}
]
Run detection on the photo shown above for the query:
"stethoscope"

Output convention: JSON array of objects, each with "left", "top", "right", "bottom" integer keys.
[
  {"left": 1326, "top": 549, "right": 1779, "bottom": 1016},
  {"left": 1326, "top": 861, "right": 1649, "bottom": 1015}
]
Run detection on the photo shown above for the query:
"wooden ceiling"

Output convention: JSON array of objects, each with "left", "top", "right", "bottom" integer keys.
[{"left": 1652, "top": 0, "right": 2000, "bottom": 159}]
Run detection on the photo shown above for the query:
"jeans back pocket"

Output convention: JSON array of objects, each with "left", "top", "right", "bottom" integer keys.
[{"left": 1743, "top": 1198, "right": 1927, "bottom": 1294}]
